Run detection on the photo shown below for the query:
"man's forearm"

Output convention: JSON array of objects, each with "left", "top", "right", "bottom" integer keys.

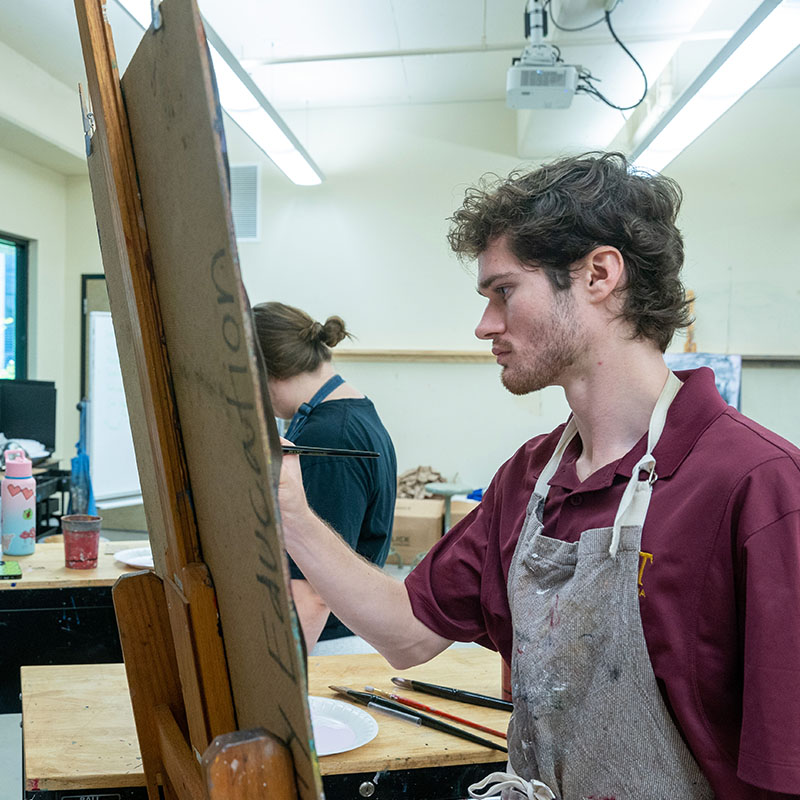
[
  {"left": 285, "top": 508, "right": 451, "bottom": 668},
  {"left": 291, "top": 578, "right": 331, "bottom": 652}
]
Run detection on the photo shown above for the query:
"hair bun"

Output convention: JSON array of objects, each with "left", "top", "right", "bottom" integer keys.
[{"left": 321, "top": 316, "right": 349, "bottom": 348}]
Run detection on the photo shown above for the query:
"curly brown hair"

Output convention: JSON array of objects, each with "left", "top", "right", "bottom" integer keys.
[
  {"left": 252, "top": 301, "right": 351, "bottom": 380},
  {"left": 447, "top": 152, "right": 690, "bottom": 351}
]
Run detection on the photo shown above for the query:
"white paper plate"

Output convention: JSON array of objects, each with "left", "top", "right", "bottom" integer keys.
[
  {"left": 309, "top": 696, "right": 379, "bottom": 756},
  {"left": 114, "top": 546, "right": 154, "bottom": 569}
]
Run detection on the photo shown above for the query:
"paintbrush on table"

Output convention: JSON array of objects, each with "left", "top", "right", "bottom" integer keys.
[
  {"left": 391, "top": 676, "right": 513, "bottom": 712},
  {"left": 366, "top": 685, "right": 507, "bottom": 739},
  {"left": 329, "top": 686, "right": 507, "bottom": 753}
]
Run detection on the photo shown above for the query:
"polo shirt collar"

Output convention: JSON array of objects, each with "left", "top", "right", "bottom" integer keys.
[{"left": 548, "top": 368, "right": 728, "bottom": 492}]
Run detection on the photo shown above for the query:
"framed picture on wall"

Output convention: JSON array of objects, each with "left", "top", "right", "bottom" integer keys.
[{"left": 665, "top": 353, "right": 742, "bottom": 409}]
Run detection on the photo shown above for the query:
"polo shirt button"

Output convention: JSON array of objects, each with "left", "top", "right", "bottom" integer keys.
[{"left": 569, "top": 495, "right": 583, "bottom": 506}]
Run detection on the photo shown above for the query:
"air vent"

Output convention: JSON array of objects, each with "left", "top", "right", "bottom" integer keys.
[
  {"left": 230, "top": 164, "right": 260, "bottom": 241},
  {"left": 520, "top": 68, "right": 568, "bottom": 88}
]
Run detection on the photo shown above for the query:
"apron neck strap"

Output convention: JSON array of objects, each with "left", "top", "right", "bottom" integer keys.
[
  {"left": 644, "top": 370, "right": 682, "bottom": 455},
  {"left": 285, "top": 374, "right": 345, "bottom": 440},
  {"left": 609, "top": 370, "right": 682, "bottom": 556},
  {"left": 532, "top": 371, "right": 683, "bottom": 556},
  {"left": 533, "top": 416, "right": 579, "bottom": 499}
]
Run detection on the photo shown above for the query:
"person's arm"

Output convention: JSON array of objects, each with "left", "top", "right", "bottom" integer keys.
[
  {"left": 291, "top": 578, "right": 331, "bottom": 650},
  {"left": 279, "top": 448, "right": 452, "bottom": 668}
]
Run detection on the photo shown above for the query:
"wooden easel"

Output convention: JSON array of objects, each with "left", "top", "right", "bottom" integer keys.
[{"left": 73, "top": 1, "right": 322, "bottom": 797}]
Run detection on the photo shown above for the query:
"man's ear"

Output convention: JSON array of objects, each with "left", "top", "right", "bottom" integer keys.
[{"left": 580, "top": 246, "right": 625, "bottom": 305}]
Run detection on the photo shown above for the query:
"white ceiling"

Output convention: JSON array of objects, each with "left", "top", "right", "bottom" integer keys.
[{"left": 0, "top": 0, "right": 797, "bottom": 165}]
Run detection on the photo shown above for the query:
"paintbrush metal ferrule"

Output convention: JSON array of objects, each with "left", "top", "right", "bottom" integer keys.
[
  {"left": 328, "top": 685, "right": 371, "bottom": 706},
  {"left": 364, "top": 686, "right": 393, "bottom": 700},
  {"left": 331, "top": 685, "right": 420, "bottom": 715},
  {"left": 391, "top": 677, "right": 513, "bottom": 712}
]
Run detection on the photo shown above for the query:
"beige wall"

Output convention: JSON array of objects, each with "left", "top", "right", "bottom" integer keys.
[
  {"left": 668, "top": 81, "right": 800, "bottom": 447},
  {"left": 0, "top": 147, "right": 68, "bottom": 457},
  {"left": 235, "top": 101, "right": 520, "bottom": 351},
  {"left": 65, "top": 175, "right": 105, "bottom": 442},
  {"left": 669, "top": 85, "right": 800, "bottom": 357},
  {"left": 0, "top": 150, "right": 100, "bottom": 461}
]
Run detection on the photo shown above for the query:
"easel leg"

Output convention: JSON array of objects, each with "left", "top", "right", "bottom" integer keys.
[
  {"left": 114, "top": 570, "right": 202, "bottom": 799},
  {"left": 203, "top": 728, "right": 298, "bottom": 800}
]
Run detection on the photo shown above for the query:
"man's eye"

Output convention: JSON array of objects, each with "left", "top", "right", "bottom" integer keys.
[{"left": 497, "top": 286, "right": 509, "bottom": 298}]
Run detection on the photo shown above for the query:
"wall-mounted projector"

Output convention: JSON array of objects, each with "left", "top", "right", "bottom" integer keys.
[
  {"left": 507, "top": 63, "right": 579, "bottom": 109},
  {"left": 507, "top": 0, "right": 579, "bottom": 110},
  {"left": 506, "top": 0, "right": 646, "bottom": 114}
]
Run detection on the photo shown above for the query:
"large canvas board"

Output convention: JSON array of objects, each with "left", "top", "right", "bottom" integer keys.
[{"left": 117, "top": 0, "right": 320, "bottom": 795}]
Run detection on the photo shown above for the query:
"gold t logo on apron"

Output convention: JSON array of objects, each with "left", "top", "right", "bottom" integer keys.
[{"left": 638, "top": 551, "right": 654, "bottom": 597}]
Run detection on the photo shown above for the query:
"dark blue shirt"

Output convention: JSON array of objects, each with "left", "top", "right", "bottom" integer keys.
[{"left": 289, "top": 397, "right": 397, "bottom": 639}]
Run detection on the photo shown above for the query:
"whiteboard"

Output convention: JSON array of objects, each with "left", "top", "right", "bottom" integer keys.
[{"left": 87, "top": 311, "right": 141, "bottom": 503}]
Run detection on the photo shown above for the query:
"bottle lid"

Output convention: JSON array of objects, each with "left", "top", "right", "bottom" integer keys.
[{"left": 4, "top": 449, "right": 32, "bottom": 478}]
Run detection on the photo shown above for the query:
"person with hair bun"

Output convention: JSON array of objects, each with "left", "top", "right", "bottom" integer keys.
[{"left": 253, "top": 301, "right": 397, "bottom": 651}]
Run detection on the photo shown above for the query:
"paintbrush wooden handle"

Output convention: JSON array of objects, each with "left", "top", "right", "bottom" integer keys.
[
  {"left": 392, "top": 695, "right": 507, "bottom": 739},
  {"left": 368, "top": 686, "right": 506, "bottom": 739}
]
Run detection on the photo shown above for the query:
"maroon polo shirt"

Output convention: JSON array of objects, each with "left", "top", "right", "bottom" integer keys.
[{"left": 406, "top": 368, "right": 800, "bottom": 798}]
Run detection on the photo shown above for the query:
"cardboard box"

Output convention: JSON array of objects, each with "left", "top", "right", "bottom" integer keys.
[
  {"left": 450, "top": 498, "right": 480, "bottom": 528},
  {"left": 389, "top": 498, "right": 444, "bottom": 567}
]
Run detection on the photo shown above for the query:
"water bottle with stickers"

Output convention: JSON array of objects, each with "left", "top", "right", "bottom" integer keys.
[{"left": 1, "top": 449, "right": 37, "bottom": 556}]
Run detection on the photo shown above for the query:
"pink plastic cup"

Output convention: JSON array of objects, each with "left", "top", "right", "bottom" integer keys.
[{"left": 62, "top": 514, "right": 103, "bottom": 569}]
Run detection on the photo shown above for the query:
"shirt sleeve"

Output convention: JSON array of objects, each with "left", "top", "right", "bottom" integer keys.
[
  {"left": 404, "top": 476, "right": 505, "bottom": 652},
  {"left": 736, "top": 458, "right": 800, "bottom": 793}
]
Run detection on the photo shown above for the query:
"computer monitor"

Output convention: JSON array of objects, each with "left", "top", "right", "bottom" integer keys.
[{"left": 0, "top": 379, "right": 57, "bottom": 453}]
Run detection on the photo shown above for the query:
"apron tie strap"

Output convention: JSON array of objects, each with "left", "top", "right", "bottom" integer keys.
[
  {"left": 468, "top": 771, "right": 555, "bottom": 800},
  {"left": 285, "top": 374, "right": 344, "bottom": 440}
]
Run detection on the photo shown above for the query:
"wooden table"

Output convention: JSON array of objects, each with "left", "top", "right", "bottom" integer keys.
[
  {"left": 22, "top": 648, "right": 509, "bottom": 799},
  {"left": 0, "top": 540, "right": 148, "bottom": 590},
  {"left": 0, "top": 540, "right": 148, "bottom": 713}
]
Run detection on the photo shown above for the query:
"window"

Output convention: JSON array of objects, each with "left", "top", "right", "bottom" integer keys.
[{"left": 0, "top": 234, "right": 28, "bottom": 380}]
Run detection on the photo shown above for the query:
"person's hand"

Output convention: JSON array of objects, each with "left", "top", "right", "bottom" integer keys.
[{"left": 277, "top": 436, "right": 314, "bottom": 546}]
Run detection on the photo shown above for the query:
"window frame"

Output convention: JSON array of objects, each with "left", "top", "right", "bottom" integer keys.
[{"left": 0, "top": 232, "right": 29, "bottom": 381}]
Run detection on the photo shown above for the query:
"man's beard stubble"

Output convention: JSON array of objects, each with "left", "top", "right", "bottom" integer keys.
[{"left": 499, "top": 291, "right": 585, "bottom": 396}]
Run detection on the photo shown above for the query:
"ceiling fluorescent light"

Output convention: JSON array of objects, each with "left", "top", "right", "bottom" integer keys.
[
  {"left": 633, "top": 0, "right": 800, "bottom": 172},
  {"left": 114, "top": 0, "right": 324, "bottom": 186}
]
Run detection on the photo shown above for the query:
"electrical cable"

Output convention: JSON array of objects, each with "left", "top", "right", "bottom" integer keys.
[{"left": 579, "top": 10, "right": 648, "bottom": 111}]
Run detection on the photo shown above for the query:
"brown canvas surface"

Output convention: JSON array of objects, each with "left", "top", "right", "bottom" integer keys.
[{"left": 116, "top": 0, "right": 320, "bottom": 795}]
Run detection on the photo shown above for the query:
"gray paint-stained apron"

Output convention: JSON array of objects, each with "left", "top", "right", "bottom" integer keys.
[{"left": 472, "top": 372, "right": 714, "bottom": 800}]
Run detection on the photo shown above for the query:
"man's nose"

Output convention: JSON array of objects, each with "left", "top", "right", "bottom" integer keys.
[{"left": 475, "top": 304, "right": 503, "bottom": 340}]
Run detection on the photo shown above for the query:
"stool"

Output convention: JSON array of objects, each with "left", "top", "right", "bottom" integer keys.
[{"left": 424, "top": 482, "right": 473, "bottom": 532}]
